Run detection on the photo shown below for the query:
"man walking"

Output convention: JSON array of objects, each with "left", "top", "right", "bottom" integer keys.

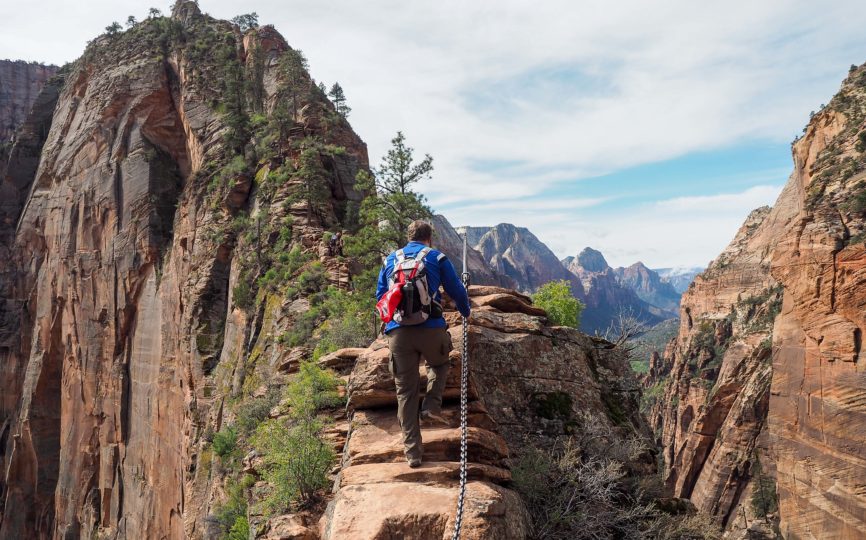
[{"left": 376, "top": 220, "right": 471, "bottom": 468}]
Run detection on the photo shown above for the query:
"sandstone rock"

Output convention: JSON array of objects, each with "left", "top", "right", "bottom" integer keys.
[
  {"left": 261, "top": 514, "right": 316, "bottom": 540},
  {"left": 0, "top": 9, "right": 370, "bottom": 539},
  {"left": 277, "top": 346, "right": 311, "bottom": 373},
  {"left": 317, "top": 347, "right": 366, "bottom": 375},
  {"left": 469, "top": 293, "right": 547, "bottom": 317},
  {"left": 648, "top": 203, "right": 787, "bottom": 530},
  {"left": 766, "top": 65, "right": 866, "bottom": 539}
]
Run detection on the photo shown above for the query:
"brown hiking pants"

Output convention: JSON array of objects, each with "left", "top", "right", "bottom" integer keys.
[{"left": 387, "top": 326, "right": 453, "bottom": 461}]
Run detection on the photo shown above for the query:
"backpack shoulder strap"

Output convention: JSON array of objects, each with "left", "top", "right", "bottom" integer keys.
[{"left": 395, "top": 249, "right": 406, "bottom": 263}]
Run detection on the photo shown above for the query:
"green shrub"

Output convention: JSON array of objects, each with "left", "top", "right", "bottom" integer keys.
[
  {"left": 286, "top": 361, "right": 345, "bottom": 413},
  {"left": 226, "top": 516, "right": 249, "bottom": 540},
  {"left": 250, "top": 362, "right": 343, "bottom": 512},
  {"left": 213, "top": 426, "right": 238, "bottom": 458},
  {"left": 312, "top": 286, "right": 377, "bottom": 359},
  {"left": 252, "top": 417, "right": 334, "bottom": 513},
  {"left": 212, "top": 476, "right": 252, "bottom": 537},
  {"left": 234, "top": 389, "right": 281, "bottom": 436},
  {"left": 533, "top": 280, "right": 584, "bottom": 328}
]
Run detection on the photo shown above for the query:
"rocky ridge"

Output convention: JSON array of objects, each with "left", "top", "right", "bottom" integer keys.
[
  {"left": 319, "top": 285, "right": 648, "bottom": 539},
  {"left": 565, "top": 247, "right": 668, "bottom": 332}
]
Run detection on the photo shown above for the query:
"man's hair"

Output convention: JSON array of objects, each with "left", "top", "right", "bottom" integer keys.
[{"left": 407, "top": 220, "right": 434, "bottom": 242}]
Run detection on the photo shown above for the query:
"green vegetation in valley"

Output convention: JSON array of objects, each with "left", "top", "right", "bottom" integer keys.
[{"left": 532, "top": 280, "right": 584, "bottom": 328}]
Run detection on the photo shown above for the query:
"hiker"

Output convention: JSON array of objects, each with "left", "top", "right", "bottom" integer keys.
[
  {"left": 334, "top": 231, "right": 344, "bottom": 257},
  {"left": 327, "top": 233, "right": 338, "bottom": 257},
  {"left": 375, "top": 220, "right": 471, "bottom": 468}
]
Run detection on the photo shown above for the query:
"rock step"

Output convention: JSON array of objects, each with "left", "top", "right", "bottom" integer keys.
[
  {"left": 320, "top": 481, "right": 525, "bottom": 540},
  {"left": 338, "top": 461, "right": 511, "bottom": 487},
  {"left": 346, "top": 409, "right": 509, "bottom": 468},
  {"left": 346, "top": 346, "right": 480, "bottom": 410}
]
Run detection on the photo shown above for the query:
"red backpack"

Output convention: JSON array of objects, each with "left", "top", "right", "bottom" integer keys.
[{"left": 376, "top": 247, "right": 435, "bottom": 324}]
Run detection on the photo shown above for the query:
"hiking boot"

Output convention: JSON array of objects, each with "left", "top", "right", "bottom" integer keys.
[
  {"left": 408, "top": 457, "right": 422, "bottom": 468},
  {"left": 420, "top": 410, "right": 448, "bottom": 426}
]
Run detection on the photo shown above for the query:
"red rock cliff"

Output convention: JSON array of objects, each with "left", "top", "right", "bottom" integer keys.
[
  {"left": 768, "top": 63, "right": 866, "bottom": 539},
  {"left": 0, "top": 4, "right": 368, "bottom": 538},
  {"left": 651, "top": 63, "right": 866, "bottom": 539}
]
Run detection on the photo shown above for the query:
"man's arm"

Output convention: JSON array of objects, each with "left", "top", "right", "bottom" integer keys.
[
  {"left": 439, "top": 256, "right": 471, "bottom": 317},
  {"left": 376, "top": 256, "right": 391, "bottom": 301}
]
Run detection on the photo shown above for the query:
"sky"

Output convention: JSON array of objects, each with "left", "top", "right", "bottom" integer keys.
[{"left": 3, "top": 1, "right": 866, "bottom": 268}]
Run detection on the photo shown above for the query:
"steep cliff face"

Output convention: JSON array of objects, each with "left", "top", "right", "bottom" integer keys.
[
  {"left": 0, "top": 60, "right": 58, "bottom": 145},
  {"left": 0, "top": 4, "right": 368, "bottom": 538},
  {"left": 460, "top": 223, "right": 584, "bottom": 296},
  {"left": 647, "top": 204, "right": 793, "bottom": 532},
  {"left": 767, "top": 63, "right": 866, "bottom": 539},
  {"left": 652, "top": 63, "right": 866, "bottom": 539}
]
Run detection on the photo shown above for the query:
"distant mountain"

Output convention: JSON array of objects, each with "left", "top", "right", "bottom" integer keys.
[
  {"left": 652, "top": 266, "right": 703, "bottom": 293},
  {"left": 564, "top": 248, "right": 666, "bottom": 332},
  {"left": 614, "top": 262, "right": 681, "bottom": 314},
  {"left": 431, "top": 215, "right": 515, "bottom": 288},
  {"left": 457, "top": 223, "right": 584, "bottom": 297}
]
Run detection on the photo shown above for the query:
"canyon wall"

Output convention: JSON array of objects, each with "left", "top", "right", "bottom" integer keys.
[
  {"left": 0, "top": 4, "right": 369, "bottom": 538},
  {"left": 0, "top": 60, "right": 58, "bottom": 144},
  {"left": 652, "top": 63, "right": 866, "bottom": 539},
  {"left": 767, "top": 64, "right": 866, "bottom": 539}
]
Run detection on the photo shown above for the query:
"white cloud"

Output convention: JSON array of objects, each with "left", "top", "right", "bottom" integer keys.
[{"left": 1, "top": 0, "right": 864, "bottom": 265}]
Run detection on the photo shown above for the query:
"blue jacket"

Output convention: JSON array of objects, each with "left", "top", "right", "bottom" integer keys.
[{"left": 376, "top": 241, "right": 471, "bottom": 333}]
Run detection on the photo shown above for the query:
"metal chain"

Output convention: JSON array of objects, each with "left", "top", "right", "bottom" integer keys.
[{"left": 451, "top": 287, "right": 470, "bottom": 540}]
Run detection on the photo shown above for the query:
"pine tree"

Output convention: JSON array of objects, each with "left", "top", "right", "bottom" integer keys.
[
  {"left": 105, "top": 22, "right": 122, "bottom": 35},
  {"left": 328, "top": 83, "right": 351, "bottom": 118},
  {"left": 346, "top": 132, "right": 433, "bottom": 283},
  {"left": 231, "top": 13, "right": 259, "bottom": 32},
  {"left": 126, "top": 15, "right": 137, "bottom": 28},
  {"left": 148, "top": 8, "right": 162, "bottom": 18},
  {"left": 279, "top": 49, "right": 309, "bottom": 121}
]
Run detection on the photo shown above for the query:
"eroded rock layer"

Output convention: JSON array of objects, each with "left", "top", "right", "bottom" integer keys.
[{"left": 652, "top": 62, "right": 866, "bottom": 539}]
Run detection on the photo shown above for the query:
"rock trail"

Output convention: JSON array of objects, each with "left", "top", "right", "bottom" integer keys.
[{"left": 316, "top": 287, "right": 535, "bottom": 540}]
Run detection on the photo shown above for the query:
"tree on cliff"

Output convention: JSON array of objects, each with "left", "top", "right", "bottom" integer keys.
[
  {"left": 105, "top": 22, "right": 122, "bottom": 35},
  {"left": 533, "top": 280, "right": 584, "bottom": 328},
  {"left": 279, "top": 49, "right": 309, "bottom": 121},
  {"left": 126, "top": 16, "right": 137, "bottom": 28},
  {"left": 346, "top": 132, "right": 433, "bottom": 284},
  {"left": 328, "top": 83, "right": 351, "bottom": 118},
  {"left": 231, "top": 12, "right": 259, "bottom": 32}
]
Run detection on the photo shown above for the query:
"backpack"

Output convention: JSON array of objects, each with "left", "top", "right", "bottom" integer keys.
[{"left": 376, "top": 247, "right": 442, "bottom": 325}]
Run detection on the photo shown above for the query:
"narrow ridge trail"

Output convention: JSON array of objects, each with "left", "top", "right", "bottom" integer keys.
[{"left": 317, "top": 287, "right": 534, "bottom": 539}]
